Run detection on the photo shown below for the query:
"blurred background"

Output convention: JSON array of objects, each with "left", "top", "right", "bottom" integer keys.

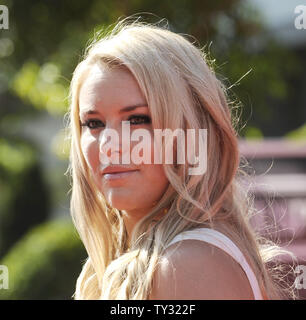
[{"left": 0, "top": 0, "right": 305, "bottom": 299}]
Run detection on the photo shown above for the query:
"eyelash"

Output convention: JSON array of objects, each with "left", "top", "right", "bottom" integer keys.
[{"left": 80, "top": 115, "right": 151, "bottom": 130}]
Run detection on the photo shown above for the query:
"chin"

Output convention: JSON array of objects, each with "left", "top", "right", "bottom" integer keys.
[{"left": 104, "top": 193, "right": 137, "bottom": 211}]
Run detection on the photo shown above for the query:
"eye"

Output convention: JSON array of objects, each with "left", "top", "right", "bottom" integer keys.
[
  {"left": 127, "top": 115, "right": 151, "bottom": 125},
  {"left": 81, "top": 119, "right": 105, "bottom": 129}
]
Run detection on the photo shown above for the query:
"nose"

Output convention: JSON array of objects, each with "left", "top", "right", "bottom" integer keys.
[{"left": 99, "top": 121, "right": 131, "bottom": 165}]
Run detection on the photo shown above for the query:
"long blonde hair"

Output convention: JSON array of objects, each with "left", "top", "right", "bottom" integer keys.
[{"left": 67, "top": 17, "right": 297, "bottom": 300}]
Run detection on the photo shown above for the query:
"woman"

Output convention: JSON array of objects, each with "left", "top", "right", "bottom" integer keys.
[{"left": 67, "top": 17, "right": 296, "bottom": 300}]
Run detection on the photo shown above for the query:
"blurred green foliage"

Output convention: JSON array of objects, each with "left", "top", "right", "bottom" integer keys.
[
  {"left": 11, "top": 61, "right": 68, "bottom": 116},
  {"left": 0, "top": 219, "right": 87, "bottom": 300},
  {"left": 244, "top": 126, "right": 264, "bottom": 140},
  {"left": 0, "top": 139, "right": 50, "bottom": 258},
  {"left": 286, "top": 123, "right": 306, "bottom": 141},
  {"left": 0, "top": 138, "right": 35, "bottom": 174},
  {"left": 1, "top": 0, "right": 304, "bottom": 135}
]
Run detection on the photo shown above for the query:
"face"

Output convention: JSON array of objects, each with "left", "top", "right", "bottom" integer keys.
[{"left": 79, "top": 64, "right": 169, "bottom": 216}]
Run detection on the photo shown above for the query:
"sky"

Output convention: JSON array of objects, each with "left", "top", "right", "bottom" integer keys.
[{"left": 249, "top": 0, "right": 306, "bottom": 47}]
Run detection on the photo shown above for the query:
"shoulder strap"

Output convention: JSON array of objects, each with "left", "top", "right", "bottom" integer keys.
[{"left": 166, "top": 227, "right": 264, "bottom": 300}]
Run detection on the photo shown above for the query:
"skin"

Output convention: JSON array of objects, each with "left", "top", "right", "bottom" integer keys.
[
  {"left": 149, "top": 239, "right": 255, "bottom": 300},
  {"left": 79, "top": 64, "right": 169, "bottom": 239}
]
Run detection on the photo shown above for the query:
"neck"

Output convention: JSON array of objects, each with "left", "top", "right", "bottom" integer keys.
[
  {"left": 121, "top": 206, "right": 152, "bottom": 245},
  {"left": 122, "top": 206, "right": 169, "bottom": 246}
]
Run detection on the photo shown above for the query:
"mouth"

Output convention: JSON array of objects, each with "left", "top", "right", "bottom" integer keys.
[{"left": 102, "top": 170, "right": 139, "bottom": 181}]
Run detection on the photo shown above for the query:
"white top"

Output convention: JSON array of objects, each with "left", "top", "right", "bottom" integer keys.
[{"left": 166, "top": 227, "right": 264, "bottom": 300}]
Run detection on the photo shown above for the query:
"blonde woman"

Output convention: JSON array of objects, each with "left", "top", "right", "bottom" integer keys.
[{"left": 67, "top": 17, "right": 296, "bottom": 300}]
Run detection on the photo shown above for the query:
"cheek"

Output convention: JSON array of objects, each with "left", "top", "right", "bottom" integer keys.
[
  {"left": 141, "top": 164, "right": 169, "bottom": 196},
  {"left": 80, "top": 133, "right": 100, "bottom": 172},
  {"left": 141, "top": 135, "right": 169, "bottom": 193}
]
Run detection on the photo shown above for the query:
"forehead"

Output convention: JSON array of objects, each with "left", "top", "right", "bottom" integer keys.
[{"left": 78, "top": 64, "right": 146, "bottom": 113}]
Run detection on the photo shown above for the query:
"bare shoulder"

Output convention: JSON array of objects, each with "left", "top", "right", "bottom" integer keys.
[{"left": 149, "top": 239, "right": 255, "bottom": 300}]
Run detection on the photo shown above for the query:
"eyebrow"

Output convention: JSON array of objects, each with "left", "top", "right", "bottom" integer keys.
[{"left": 80, "top": 104, "right": 148, "bottom": 116}]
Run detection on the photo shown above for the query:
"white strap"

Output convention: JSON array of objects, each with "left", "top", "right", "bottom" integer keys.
[{"left": 166, "top": 228, "right": 263, "bottom": 300}]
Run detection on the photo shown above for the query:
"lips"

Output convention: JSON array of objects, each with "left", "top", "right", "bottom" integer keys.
[
  {"left": 101, "top": 166, "right": 139, "bottom": 181},
  {"left": 103, "top": 170, "right": 139, "bottom": 181},
  {"left": 101, "top": 165, "right": 139, "bottom": 175}
]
